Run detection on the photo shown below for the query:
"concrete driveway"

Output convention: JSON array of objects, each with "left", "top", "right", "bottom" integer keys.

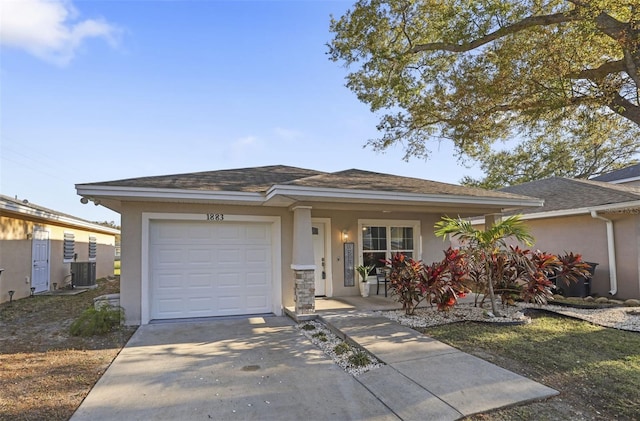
[{"left": 71, "top": 316, "right": 397, "bottom": 421}]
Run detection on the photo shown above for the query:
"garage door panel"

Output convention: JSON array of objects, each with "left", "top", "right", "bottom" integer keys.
[
  {"left": 150, "top": 220, "right": 272, "bottom": 320},
  {"left": 187, "top": 249, "right": 213, "bottom": 264},
  {"left": 155, "top": 272, "right": 183, "bottom": 289},
  {"left": 156, "top": 248, "right": 184, "bottom": 265},
  {"left": 187, "top": 297, "right": 214, "bottom": 313},
  {"left": 187, "top": 273, "right": 212, "bottom": 288},
  {"left": 246, "top": 225, "right": 270, "bottom": 241},
  {"left": 217, "top": 272, "right": 241, "bottom": 287},
  {"left": 246, "top": 248, "right": 268, "bottom": 263},
  {"left": 246, "top": 294, "right": 268, "bottom": 310},
  {"left": 156, "top": 298, "right": 183, "bottom": 314},
  {"left": 246, "top": 272, "right": 268, "bottom": 287},
  {"left": 218, "top": 225, "right": 242, "bottom": 239},
  {"left": 218, "top": 296, "right": 243, "bottom": 312},
  {"left": 218, "top": 248, "right": 242, "bottom": 264}
]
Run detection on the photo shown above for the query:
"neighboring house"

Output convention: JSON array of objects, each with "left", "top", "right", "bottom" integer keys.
[
  {"left": 591, "top": 163, "right": 640, "bottom": 187},
  {"left": 497, "top": 178, "right": 640, "bottom": 300},
  {"left": 0, "top": 195, "right": 120, "bottom": 303},
  {"left": 75, "top": 165, "right": 543, "bottom": 325}
]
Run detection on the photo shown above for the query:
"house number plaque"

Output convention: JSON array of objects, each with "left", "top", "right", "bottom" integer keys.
[
  {"left": 206, "top": 213, "right": 224, "bottom": 221},
  {"left": 344, "top": 242, "right": 355, "bottom": 287}
]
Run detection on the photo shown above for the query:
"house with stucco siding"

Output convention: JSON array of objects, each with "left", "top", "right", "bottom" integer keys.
[
  {"left": 75, "top": 165, "right": 543, "bottom": 325},
  {"left": 0, "top": 195, "right": 119, "bottom": 303},
  {"left": 497, "top": 178, "right": 640, "bottom": 300}
]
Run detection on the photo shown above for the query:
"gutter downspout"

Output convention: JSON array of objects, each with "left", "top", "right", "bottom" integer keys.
[{"left": 590, "top": 211, "right": 618, "bottom": 296}]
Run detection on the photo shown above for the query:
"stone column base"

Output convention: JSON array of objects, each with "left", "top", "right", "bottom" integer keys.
[{"left": 294, "top": 269, "right": 315, "bottom": 314}]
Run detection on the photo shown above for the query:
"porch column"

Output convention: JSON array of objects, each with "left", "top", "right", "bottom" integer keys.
[
  {"left": 291, "top": 205, "right": 315, "bottom": 314},
  {"left": 484, "top": 213, "right": 502, "bottom": 230}
]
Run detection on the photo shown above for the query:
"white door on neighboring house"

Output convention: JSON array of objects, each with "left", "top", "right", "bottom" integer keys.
[
  {"left": 312, "top": 224, "right": 326, "bottom": 296},
  {"left": 31, "top": 229, "right": 50, "bottom": 293}
]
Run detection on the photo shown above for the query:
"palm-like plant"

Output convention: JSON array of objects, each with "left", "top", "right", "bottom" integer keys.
[
  {"left": 355, "top": 264, "right": 375, "bottom": 283},
  {"left": 435, "top": 215, "right": 535, "bottom": 316}
]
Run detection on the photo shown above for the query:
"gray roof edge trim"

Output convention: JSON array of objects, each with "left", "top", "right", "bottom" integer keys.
[
  {"left": 608, "top": 176, "right": 640, "bottom": 184},
  {"left": 469, "top": 200, "right": 640, "bottom": 223},
  {"left": 267, "top": 185, "right": 544, "bottom": 207},
  {"left": 75, "top": 185, "right": 266, "bottom": 202},
  {"left": 0, "top": 199, "right": 120, "bottom": 234}
]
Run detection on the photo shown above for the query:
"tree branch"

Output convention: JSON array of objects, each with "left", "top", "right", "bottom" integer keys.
[
  {"left": 569, "top": 60, "right": 626, "bottom": 80},
  {"left": 609, "top": 93, "right": 640, "bottom": 125},
  {"left": 409, "top": 11, "right": 580, "bottom": 54},
  {"left": 593, "top": 10, "right": 629, "bottom": 41}
]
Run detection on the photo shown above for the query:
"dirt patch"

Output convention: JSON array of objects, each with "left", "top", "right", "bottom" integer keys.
[{"left": 0, "top": 278, "right": 135, "bottom": 421}]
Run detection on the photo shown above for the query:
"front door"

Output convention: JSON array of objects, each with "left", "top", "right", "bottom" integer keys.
[
  {"left": 312, "top": 224, "right": 326, "bottom": 296},
  {"left": 31, "top": 229, "right": 50, "bottom": 293}
]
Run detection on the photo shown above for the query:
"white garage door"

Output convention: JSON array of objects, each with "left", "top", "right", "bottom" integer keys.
[{"left": 150, "top": 220, "right": 272, "bottom": 320}]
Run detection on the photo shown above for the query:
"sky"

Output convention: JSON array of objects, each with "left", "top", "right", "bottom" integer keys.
[{"left": 1, "top": 0, "right": 484, "bottom": 225}]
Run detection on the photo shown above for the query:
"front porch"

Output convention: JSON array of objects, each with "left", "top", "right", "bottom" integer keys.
[
  {"left": 284, "top": 292, "right": 480, "bottom": 322},
  {"left": 284, "top": 294, "right": 399, "bottom": 322}
]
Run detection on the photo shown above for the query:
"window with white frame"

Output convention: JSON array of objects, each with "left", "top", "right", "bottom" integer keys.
[
  {"left": 359, "top": 220, "right": 420, "bottom": 277},
  {"left": 88, "top": 236, "right": 97, "bottom": 261},
  {"left": 63, "top": 232, "right": 75, "bottom": 262}
]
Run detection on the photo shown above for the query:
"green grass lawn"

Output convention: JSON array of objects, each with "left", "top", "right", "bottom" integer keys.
[{"left": 423, "top": 313, "right": 640, "bottom": 419}]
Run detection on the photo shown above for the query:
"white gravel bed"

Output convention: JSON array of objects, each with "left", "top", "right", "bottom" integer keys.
[
  {"left": 378, "top": 304, "right": 531, "bottom": 328},
  {"left": 297, "top": 320, "right": 383, "bottom": 376},
  {"left": 377, "top": 302, "right": 640, "bottom": 332}
]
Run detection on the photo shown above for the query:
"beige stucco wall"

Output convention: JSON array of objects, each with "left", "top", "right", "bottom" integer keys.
[
  {"left": 118, "top": 201, "right": 454, "bottom": 324},
  {"left": 118, "top": 201, "right": 293, "bottom": 325},
  {"left": 317, "top": 210, "right": 447, "bottom": 297},
  {"left": 0, "top": 215, "right": 117, "bottom": 303},
  {"left": 469, "top": 213, "right": 640, "bottom": 299}
]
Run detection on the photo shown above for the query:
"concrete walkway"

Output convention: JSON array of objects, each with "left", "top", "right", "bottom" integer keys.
[
  {"left": 71, "top": 309, "right": 557, "bottom": 421},
  {"left": 320, "top": 310, "right": 558, "bottom": 420}
]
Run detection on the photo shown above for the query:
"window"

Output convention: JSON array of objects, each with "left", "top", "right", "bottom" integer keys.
[
  {"left": 359, "top": 220, "right": 420, "bottom": 278},
  {"left": 88, "top": 236, "right": 97, "bottom": 261},
  {"left": 63, "top": 232, "right": 75, "bottom": 262}
]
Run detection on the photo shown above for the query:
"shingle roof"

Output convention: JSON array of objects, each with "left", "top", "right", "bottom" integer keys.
[
  {"left": 82, "top": 165, "right": 326, "bottom": 193},
  {"left": 590, "top": 163, "right": 640, "bottom": 182},
  {"left": 283, "top": 169, "right": 529, "bottom": 199},
  {"left": 82, "top": 166, "right": 532, "bottom": 200},
  {"left": 500, "top": 177, "right": 640, "bottom": 214}
]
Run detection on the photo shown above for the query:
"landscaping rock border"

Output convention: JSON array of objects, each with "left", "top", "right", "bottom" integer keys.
[{"left": 297, "top": 320, "right": 383, "bottom": 376}]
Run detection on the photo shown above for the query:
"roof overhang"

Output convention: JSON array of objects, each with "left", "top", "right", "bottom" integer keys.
[
  {"left": 265, "top": 184, "right": 543, "bottom": 212},
  {"left": 75, "top": 185, "right": 265, "bottom": 212},
  {"left": 468, "top": 200, "right": 640, "bottom": 224},
  {"left": 77, "top": 183, "right": 543, "bottom": 216},
  {"left": 1, "top": 197, "right": 120, "bottom": 235}
]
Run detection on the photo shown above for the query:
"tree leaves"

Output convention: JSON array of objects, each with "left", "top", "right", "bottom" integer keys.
[{"left": 329, "top": 0, "right": 640, "bottom": 171}]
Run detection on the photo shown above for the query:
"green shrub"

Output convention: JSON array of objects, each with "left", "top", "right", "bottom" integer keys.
[
  {"left": 70, "top": 305, "right": 124, "bottom": 336},
  {"left": 348, "top": 351, "right": 371, "bottom": 367},
  {"left": 312, "top": 332, "right": 328, "bottom": 342},
  {"left": 301, "top": 324, "right": 316, "bottom": 331},
  {"left": 333, "top": 342, "right": 350, "bottom": 355}
]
